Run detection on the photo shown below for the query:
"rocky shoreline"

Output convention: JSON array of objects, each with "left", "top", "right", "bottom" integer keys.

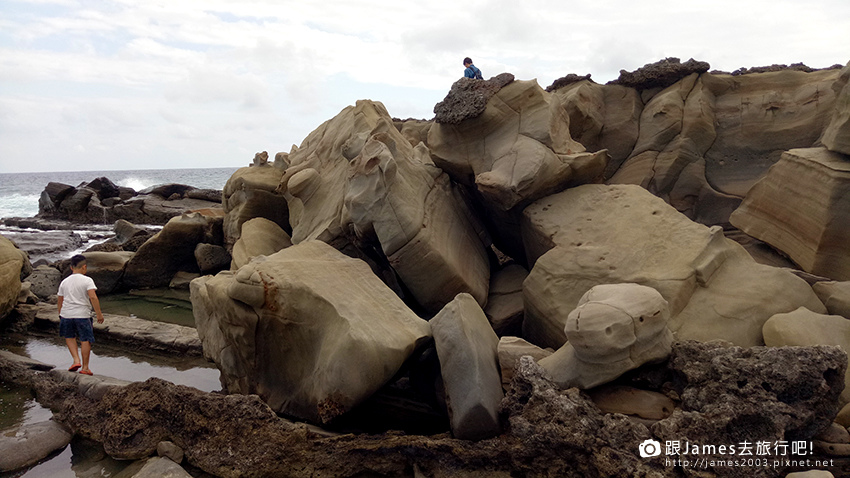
[{"left": 2, "top": 57, "right": 850, "bottom": 477}]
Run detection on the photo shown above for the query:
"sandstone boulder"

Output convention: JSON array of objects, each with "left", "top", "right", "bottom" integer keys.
[
  {"left": 24, "top": 264, "right": 62, "bottom": 298},
  {"left": 190, "top": 240, "right": 431, "bottom": 423},
  {"left": 120, "top": 456, "right": 193, "bottom": 478},
  {"left": 344, "top": 132, "right": 490, "bottom": 312},
  {"left": 124, "top": 213, "right": 222, "bottom": 289},
  {"left": 550, "top": 80, "right": 642, "bottom": 177},
  {"left": 83, "top": 251, "right": 135, "bottom": 294},
  {"left": 230, "top": 217, "right": 292, "bottom": 269},
  {"left": 522, "top": 184, "right": 826, "bottom": 349},
  {"left": 763, "top": 307, "right": 850, "bottom": 406},
  {"left": 0, "top": 235, "right": 27, "bottom": 320},
  {"left": 484, "top": 264, "right": 527, "bottom": 336},
  {"left": 812, "top": 281, "right": 850, "bottom": 318},
  {"left": 431, "top": 293, "right": 503, "bottom": 440},
  {"left": 194, "top": 243, "right": 230, "bottom": 274},
  {"left": 730, "top": 147, "right": 850, "bottom": 281},
  {"left": 821, "top": 61, "right": 850, "bottom": 155},
  {"left": 222, "top": 164, "right": 289, "bottom": 250},
  {"left": 538, "top": 283, "right": 673, "bottom": 389},
  {"left": 609, "top": 68, "right": 840, "bottom": 225},
  {"left": 429, "top": 78, "right": 608, "bottom": 212}
]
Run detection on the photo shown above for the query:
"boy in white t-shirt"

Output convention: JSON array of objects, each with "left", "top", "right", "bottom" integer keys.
[{"left": 57, "top": 254, "right": 104, "bottom": 375}]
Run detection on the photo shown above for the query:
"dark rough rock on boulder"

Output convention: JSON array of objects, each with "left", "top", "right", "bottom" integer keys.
[
  {"left": 609, "top": 57, "right": 711, "bottom": 90},
  {"left": 651, "top": 341, "right": 846, "bottom": 477},
  {"left": 194, "top": 243, "right": 230, "bottom": 274},
  {"left": 433, "top": 73, "right": 515, "bottom": 124},
  {"left": 545, "top": 73, "right": 593, "bottom": 92}
]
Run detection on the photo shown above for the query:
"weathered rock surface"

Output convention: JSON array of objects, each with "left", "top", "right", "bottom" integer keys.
[
  {"left": 433, "top": 73, "right": 515, "bottom": 124},
  {"left": 230, "top": 217, "right": 292, "bottom": 269},
  {"left": 587, "top": 384, "right": 676, "bottom": 420},
  {"left": 610, "top": 68, "right": 840, "bottom": 225},
  {"left": 0, "top": 229, "right": 83, "bottom": 263},
  {"left": 157, "top": 441, "right": 185, "bottom": 464},
  {"left": 821, "top": 61, "right": 850, "bottom": 155},
  {"left": 431, "top": 293, "right": 503, "bottom": 440},
  {"left": 24, "top": 264, "right": 62, "bottom": 298},
  {"left": 609, "top": 57, "right": 711, "bottom": 90},
  {"left": 652, "top": 341, "right": 846, "bottom": 477},
  {"left": 190, "top": 240, "right": 432, "bottom": 423},
  {"left": 730, "top": 147, "right": 850, "bottom": 281},
  {"left": 496, "top": 336, "right": 552, "bottom": 389},
  {"left": 763, "top": 307, "right": 850, "bottom": 406},
  {"left": 0, "top": 235, "right": 27, "bottom": 320},
  {"left": 813, "top": 281, "right": 850, "bottom": 318},
  {"left": 815, "top": 422, "right": 850, "bottom": 444},
  {"left": 35, "top": 302, "right": 202, "bottom": 356},
  {"left": 522, "top": 184, "right": 826, "bottom": 349},
  {"left": 194, "top": 243, "right": 230, "bottom": 274},
  {"left": 345, "top": 131, "right": 491, "bottom": 312},
  {"left": 429, "top": 78, "right": 608, "bottom": 212},
  {"left": 551, "top": 79, "right": 642, "bottom": 178},
  {"left": 0, "top": 420, "right": 73, "bottom": 472},
  {"left": 484, "top": 264, "right": 527, "bottom": 336},
  {"left": 124, "top": 213, "right": 223, "bottom": 289},
  {"left": 83, "top": 250, "right": 135, "bottom": 294},
  {"left": 538, "top": 283, "right": 673, "bottom": 389},
  {"left": 222, "top": 164, "right": 289, "bottom": 251}
]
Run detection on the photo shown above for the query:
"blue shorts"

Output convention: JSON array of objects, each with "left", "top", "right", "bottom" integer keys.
[{"left": 59, "top": 317, "right": 95, "bottom": 343}]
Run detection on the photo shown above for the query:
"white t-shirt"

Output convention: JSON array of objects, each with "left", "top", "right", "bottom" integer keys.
[{"left": 57, "top": 273, "right": 97, "bottom": 319}]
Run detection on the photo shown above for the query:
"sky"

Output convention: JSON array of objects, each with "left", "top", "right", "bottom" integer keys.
[{"left": 0, "top": 0, "right": 848, "bottom": 174}]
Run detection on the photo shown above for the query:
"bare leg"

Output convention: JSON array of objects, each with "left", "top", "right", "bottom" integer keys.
[
  {"left": 66, "top": 338, "right": 81, "bottom": 366},
  {"left": 80, "top": 341, "right": 92, "bottom": 372}
]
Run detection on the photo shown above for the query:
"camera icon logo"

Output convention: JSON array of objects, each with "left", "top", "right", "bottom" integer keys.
[{"left": 639, "top": 439, "right": 662, "bottom": 458}]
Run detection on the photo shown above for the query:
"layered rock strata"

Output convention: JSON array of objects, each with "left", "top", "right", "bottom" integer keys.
[{"left": 730, "top": 147, "right": 850, "bottom": 281}]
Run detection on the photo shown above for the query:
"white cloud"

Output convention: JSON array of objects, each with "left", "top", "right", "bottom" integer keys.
[{"left": 0, "top": 0, "right": 848, "bottom": 173}]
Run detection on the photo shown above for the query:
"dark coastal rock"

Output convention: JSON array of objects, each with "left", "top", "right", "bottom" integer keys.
[
  {"left": 24, "top": 264, "right": 62, "bottom": 298},
  {"left": 193, "top": 243, "right": 230, "bottom": 274},
  {"left": 608, "top": 57, "right": 710, "bottom": 90},
  {"left": 651, "top": 341, "right": 846, "bottom": 477},
  {"left": 123, "top": 212, "right": 223, "bottom": 290},
  {"left": 36, "top": 178, "right": 223, "bottom": 225},
  {"left": 0, "top": 230, "right": 80, "bottom": 262},
  {"left": 433, "top": 73, "right": 515, "bottom": 124},
  {"left": 545, "top": 73, "right": 593, "bottom": 92}
]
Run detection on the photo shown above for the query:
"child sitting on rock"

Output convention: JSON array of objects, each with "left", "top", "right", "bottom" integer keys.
[{"left": 57, "top": 254, "right": 104, "bottom": 375}]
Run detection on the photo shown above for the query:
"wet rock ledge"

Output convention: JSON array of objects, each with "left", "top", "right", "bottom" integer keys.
[{"left": 1, "top": 341, "right": 846, "bottom": 478}]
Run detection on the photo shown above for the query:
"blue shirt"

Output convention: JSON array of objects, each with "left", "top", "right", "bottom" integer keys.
[{"left": 464, "top": 64, "right": 482, "bottom": 79}]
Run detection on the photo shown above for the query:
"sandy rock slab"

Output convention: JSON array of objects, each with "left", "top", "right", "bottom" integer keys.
[
  {"left": 0, "top": 420, "right": 72, "bottom": 472},
  {"left": 730, "top": 147, "right": 850, "bottom": 281},
  {"left": 521, "top": 184, "right": 825, "bottom": 350},
  {"left": 191, "top": 240, "right": 432, "bottom": 423},
  {"left": 821, "top": 61, "right": 850, "bottom": 155}
]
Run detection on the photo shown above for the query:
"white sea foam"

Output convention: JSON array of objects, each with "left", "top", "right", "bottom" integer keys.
[
  {"left": 0, "top": 193, "right": 40, "bottom": 219},
  {"left": 116, "top": 176, "right": 154, "bottom": 191}
]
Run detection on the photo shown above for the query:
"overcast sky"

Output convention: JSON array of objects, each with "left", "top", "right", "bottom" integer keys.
[{"left": 1, "top": 0, "right": 848, "bottom": 174}]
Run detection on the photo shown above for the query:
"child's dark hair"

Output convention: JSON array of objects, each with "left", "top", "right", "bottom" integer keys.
[
  {"left": 463, "top": 57, "right": 473, "bottom": 65},
  {"left": 70, "top": 254, "right": 87, "bottom": 268}
]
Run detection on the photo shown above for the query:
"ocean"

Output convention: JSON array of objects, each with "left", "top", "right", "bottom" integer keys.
[
  {"left": 0, "top": 167, "right": 239, "bottom": 219},
  {"left": 0, "top": 167, "right": 239, "bottom": 263}
]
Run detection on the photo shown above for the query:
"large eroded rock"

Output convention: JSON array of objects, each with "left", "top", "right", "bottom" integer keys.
[
  {"left": 222, "top": 164, "right": 289, "bottom": 251},
  {"left": 428, "top": 79, "right": 608, "bottom": 212},
  {"left": 345, "top": 132, "right": 491, "bottom": 312},
  {"left": 190, "top": 240, "right": 431, "bottom": 423},
  {"left": 230, "top": 217, "right": 292, "bottom": 269},
  {"left": 124, "top": 212, "right": 223, "bottom": 289},
  {"left": 522, "top": 184, "right": 826, "bottom": 349},
  {"left": 730, "top": 147, "right": 850, "bottom": 281},
  {"left": 431, "top": 293, "right": 503, "bottom": 440}
]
